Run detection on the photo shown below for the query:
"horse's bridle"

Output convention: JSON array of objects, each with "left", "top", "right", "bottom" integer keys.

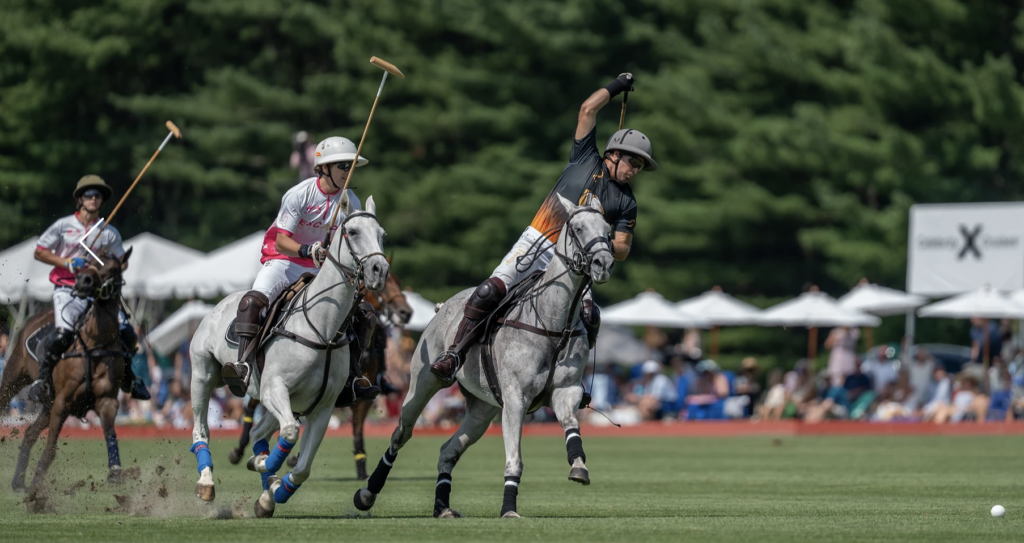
[
  {"left": 73, "top": 268, "right": 124, "bottom": 301},
  {"left": 557, "top": 207, "right": 614, "bottom": 276},
  {"left": 324, "top": 211, "right": 386, "bottom": 285}
]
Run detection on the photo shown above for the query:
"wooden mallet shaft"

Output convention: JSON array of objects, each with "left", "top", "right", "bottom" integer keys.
[
  {"left": 618, "top": 91, "right": 629, "bottom": 130},
  {"left": 99, "top": 121, "right": 182, "bottom": 235}
]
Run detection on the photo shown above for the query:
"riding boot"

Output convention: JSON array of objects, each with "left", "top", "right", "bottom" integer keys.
[
  {"left": 350, "top": 353, "right": 381, "bottom": 403},
  {"left": 430, "top": 277, "right": 507, "bottom": 384},
  {"left": 28, "top": 328, "right": 75, "bottom": 403},
  {"left": 223, "top": 291, "right": 269, "bottom": 397},
  {"left": 349, "top": 301, "right": 382, "bottom": 402},
  {"left": 117, "top": 326, "right": 151, "bottom": 400},
  {"left": 581, "top": 299, "right": 601, "bottom": 350}
]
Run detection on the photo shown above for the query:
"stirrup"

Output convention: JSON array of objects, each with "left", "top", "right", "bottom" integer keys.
[
  {"left": 221, "top": 362, "right": 250, "bottom": 398},
  {"left": 429, "top": 351, "right": 461, "bottom": 383},
  {"left": 352, "top": 377, "right": 382, "bottom": 403},
  {"left": 129, "top": 378, "right": 151, "bottom": 401}
]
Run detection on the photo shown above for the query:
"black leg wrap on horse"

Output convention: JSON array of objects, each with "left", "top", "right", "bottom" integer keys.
[
  {"left": 433, "top": 473, "right": 453, "bottom": 517},
  {"left": 501, "top": 476, "right": 520, "bottom": 516},
  {"left": 565, "top": 427, "right": 586, "bottom": 465},
  {"left": 366, "top": 447, "right": 398, "bottom": 494}
]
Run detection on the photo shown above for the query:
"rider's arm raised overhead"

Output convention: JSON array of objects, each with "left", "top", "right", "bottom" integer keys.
[{"left": 574, "top": 73, "right": 634, "bottom": 141}]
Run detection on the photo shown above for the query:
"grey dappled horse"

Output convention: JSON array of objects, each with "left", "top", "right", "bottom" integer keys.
[
  {"left": 188, "top": 194, "right": 388, "bottom": 518},
  {"left": 355, "top": 194, "right": 614, "bottom": 518}
]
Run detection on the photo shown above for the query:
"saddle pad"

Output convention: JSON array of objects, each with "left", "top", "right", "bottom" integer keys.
[
  {"left": 224, "top": 317, "right": 241, "bottom": 346},
  {"left": 24, "top": 322, "right": 56, "bottom": 364},
  {"left": 224, "top": 272, "right": 318, "bottom": 349}
]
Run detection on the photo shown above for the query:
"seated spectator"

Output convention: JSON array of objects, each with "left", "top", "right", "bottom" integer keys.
[
  {"left": 624, "top": 360, "right": 678, "bottom": 420},
  {"left": 921, "top": 365, "right": 953, "bottom": 421},
  {"left": 931, "top": 375, "right": 989, "bottom": 424},
  {"left": 861, "top": 346, "right": 897, "bottom": 395},
  {"left": 908, "top": 347, "right": 936, "bottom": 411},
  {"left": 782, "top": 359, "right": 817, "bottom": 419},
  {"left": 685, "top": 360, "right": 729, "bottom": 407},
  {"left": 733, "top": 357, "right": 761, "bottom": 416},
  {"left": 808, "top": 359, "right": 874, "bottom": 422},
  {"left": 756, "top": 368, "right": 786, "bottom": 421},
  {"left": 873, "top": 369, "right": 916, "bottom": 421}
]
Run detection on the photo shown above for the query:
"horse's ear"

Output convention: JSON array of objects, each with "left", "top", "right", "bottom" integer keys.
[
  {"left": 340, "top": 190, "right": 352, "bottom": 216},
  {"left": 387, "top": 250, "right": 393, "bottom": 265},
  {"left": 556, "top": 193, "right": 576, "bottom": 215},
  {"left": 365, "top": 195, "right": 376, "bottom": 216},
  {"left": 589, "top": 195, "right": 604, "bottom": 213},
  {"left": 121, "top": 246, "right": 133, "bottom": 266}
]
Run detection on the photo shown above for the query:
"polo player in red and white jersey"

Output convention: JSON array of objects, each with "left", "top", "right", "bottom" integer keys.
[
  {"left": 28, "top": 175, "right": 150, "bottom": 401},
  {"left": 220, "top": 136, "right": 380, "bottom": 401}
]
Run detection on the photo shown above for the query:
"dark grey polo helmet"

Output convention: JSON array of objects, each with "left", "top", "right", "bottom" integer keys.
[{"left": 605, "top": 129, "right": 658, "bottom": 171}]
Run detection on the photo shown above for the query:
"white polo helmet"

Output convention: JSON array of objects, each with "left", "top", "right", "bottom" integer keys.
[{"left": 314, "top": 136, "right": 368, "bottom": 168}]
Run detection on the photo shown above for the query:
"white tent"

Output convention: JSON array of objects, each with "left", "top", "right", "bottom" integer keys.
[
  {"left": 595, "top": 324, "right": 650, "bottom": 366},
  {"left": 602, "top": 291, "right": 708, "bottom": 329},
  {"left": 145, "top": 232, "right": 265, "bottom": 300},
  {"left": 0, "top": 237, "right": 50, "bottom": 305},
  {"left": 917, "top": 285, "right": 1024, "bottom": 319},
  {"left": 402, "top": 290, "right": 438, "bottom": 332},
  {"left": 25, "top": 232, "right": 205, "bottom": 301},
  {"left": 838, "top": 280, "right": 927, "bottom": 317},
  {"left": 676, "top": 287, "right": 761, "bottom": 326},
  {"left": 758, "top": 289, "right": 881, "bottom": 328},
  {"left": 146, "top": 300, "right": 215, "bottom": 357}
]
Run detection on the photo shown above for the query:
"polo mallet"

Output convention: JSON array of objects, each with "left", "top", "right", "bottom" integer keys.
[
  {"left": 618, "top": 91, "right": 629, "bottom": 130},
  {"left": 324, "top": 57, "right": 405, "bottom": 238},
  {"left": 98, "top": 120, "right": 182, "bottom": 236}
]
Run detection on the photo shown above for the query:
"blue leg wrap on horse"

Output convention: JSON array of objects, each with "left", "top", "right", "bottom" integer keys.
[
  {"left": 367, "top": 447, "right": 398, "bottom": 494},
  {"left": 253, "top": 438, "right": 270, "bottom": 456},
  {"left": 501, "top": 476, "right": 520, "bottom": 516},
  {"left": 190, "top": 441, "right": 213, "bottom": 474},
  {"left": 265, "top": 435, "right": 295, "bottom": 474},
  {"left": 565, "top": 427, "right": 586, "bottom": 465},
  {"left": 433, "top": 473, "right": 452, "bottom": 517},
  {"left": 273, "top": 473, "right": 301, "bottom": 503},
  {"left": 106, "top": 433, "right": 121, "bottom": 468}
]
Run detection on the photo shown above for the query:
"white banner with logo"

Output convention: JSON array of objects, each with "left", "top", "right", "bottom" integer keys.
[{"left": 907, "top": 203, "right": 1024, "bottom": 296}]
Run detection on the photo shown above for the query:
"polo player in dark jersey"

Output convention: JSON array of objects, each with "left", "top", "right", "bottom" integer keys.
[{"left": 430, "top": 72, "right": 656, "bottom": 382}]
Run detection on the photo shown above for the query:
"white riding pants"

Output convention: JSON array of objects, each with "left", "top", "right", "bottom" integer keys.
[
  {"left": 52, "top": 286, "right": 131, "bottom": 332},
  {"left": 491, "top": 227, "right": 556, "bottom": 289},
  {"left": 251, "top": 259, "right": 319, "bottom": 303}
]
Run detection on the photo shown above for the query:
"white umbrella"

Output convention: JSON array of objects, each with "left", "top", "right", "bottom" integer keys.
[
  {"left": 917, "top": 285, "right": 1024, "bottom": 319},
  {"left": 602, "top": 290, "right": 708, "bottom": 329},
  {"left": 402, "top": 290, "right": 438, "bottom": 332},
  {"left": 676, "top": 286, "right": 761, "bottom": 357},
  {"left": 595, "top": 324, "right": 650, "bottom": 366},
  {"left": 145, "top": 232, "right": 264, "bottom": 299},
  {"left": 759, "top": 287, "right": 880, "bottom": 361},
  {"left": 0, "top": 237, "right": 50, "bottom": 305},
  {"left": 25, "top": 232, "right": 205, "bottom": 301},
  {"left": 146, "top": 300, "right": 215, "bottom": 357},
  {"left": 838, "top": 279, "right": 927, "bottom": 317}
]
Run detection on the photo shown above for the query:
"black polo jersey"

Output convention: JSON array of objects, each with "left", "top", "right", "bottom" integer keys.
[{"left": 529, "top": 128, "right": 638, "bottom": 242}]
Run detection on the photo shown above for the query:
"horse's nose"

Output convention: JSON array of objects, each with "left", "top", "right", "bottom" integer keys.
[
  {"left": 398, "top": 309, "right": 412, "bottom": 323},
  {"left": 80, "top": 275, "right": 93, "bottom": 288}
]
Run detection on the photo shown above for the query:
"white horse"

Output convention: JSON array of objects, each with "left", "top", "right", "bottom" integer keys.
[
  {"left": 188, "top": 194, "right": 388, "bottom": 518},
  {"left": 354, "top": 195, "right": 614, "bottom": 518}
]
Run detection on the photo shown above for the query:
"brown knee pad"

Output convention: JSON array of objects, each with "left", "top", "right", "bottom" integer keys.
[{"left": 236, "top": 291, "right": 270, "bottom": 338}]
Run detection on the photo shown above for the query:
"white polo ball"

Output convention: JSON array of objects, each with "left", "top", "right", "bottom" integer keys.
[{"left": 991, "top": 505, "right": 1005, "bottom": 518}]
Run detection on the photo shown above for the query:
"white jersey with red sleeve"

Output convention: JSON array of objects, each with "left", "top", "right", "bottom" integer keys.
[
  {"left": 260, "top": 177, "right": 361, "bottom": 267},
  {"left": 37, "top": 213, "right": 124, "bottom": 287}
]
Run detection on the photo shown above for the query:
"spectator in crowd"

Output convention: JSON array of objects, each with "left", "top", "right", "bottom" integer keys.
[
  {"left": 861, "top": 345, "right": 897, "bottom": 395},
  {"left": 921, "top": 365, "right": 953, "bottom": 421},
  {"left": 825, "top": 327, "right": 859, "bottom": 389},
  {"left": 289, "top": 131, "right": 316, "bottom": 180},
  {"left": 625, "top": 360, "right": 678, "bottom": 420},
  {"left": 757, "top": 368, "right": 787, "bottom": 421},
  {"left": 970, "top": 318, "right": 1004, "bottom": 363},
  {"left": 784, "top": 359, "right": 817, "bottom": 418},
  {"left": 843, "top": 360, "right": 875, "bottom": 419},
  {"left": 733, "top": 357, "right": 761, "bottom": 417},
  {"left": 643, "top": 327, "right": 670, "bottom": 363},
  {"left": 678, "top": 328, "right": 702, "bottom": 363},
  {"left": 931, "top": 374, "right": 989, "bottom": 424},
  {"left": 873, "top": 369, "right": 916, "bottom": 421},
  {"left": 908, "top": 347, "right": 936, "bottom": 411}
]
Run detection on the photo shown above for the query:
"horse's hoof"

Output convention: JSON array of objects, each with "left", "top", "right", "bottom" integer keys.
[
  {"left": 438, "top": 508, "right": 462, "bottom": 519},
  {"left": 246, "top": 453, "right": 267, "bottom": 473},
  {"left": 227, "top": 448, "right": 242, "bottom": 465},
  {"left": 568, "top": 467, "right": 590, "bottom": 486},
  {"left": 11, "top": 483, "right": 25, "bottom": 494},
  {"left": 353, "top": 487, "right": 376, "bottom": 511},
  {"left": 286, "top": 455, "right": 298, "bottom": 468},
  {"left": 254, "top": 493, "right": 275, "bottom": 519},
  {"left": 501, "top": 511, "right": 520, "bottom": 519},
  {"left": 195, "top": 483, "right": 216, "bottom": 502},
  {"left": 107, "top": 468, "right": 123, "bottom": 485}
]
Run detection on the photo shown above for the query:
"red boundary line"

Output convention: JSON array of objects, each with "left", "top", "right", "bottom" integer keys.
[{"left": 11, "top": 421, "right": 1024, "bottom": 440}]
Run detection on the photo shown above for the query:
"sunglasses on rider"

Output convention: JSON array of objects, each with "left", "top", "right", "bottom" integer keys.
[
  {"left": 81, "top": 189, "right": 103, "bottom": 200},
  {"left": 619, "top": 152, "right": 645, "bottom": 171},
  {"left": 334, "top": 161, "right": 353, "bottom": 172}
]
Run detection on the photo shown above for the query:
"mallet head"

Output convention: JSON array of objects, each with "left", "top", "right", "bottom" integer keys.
[
  {"left": 166, "top": 120, "right": 182, "bottom": 139},
  {"left": 370, "top": 57, "right": 405, "bottom": 79}
]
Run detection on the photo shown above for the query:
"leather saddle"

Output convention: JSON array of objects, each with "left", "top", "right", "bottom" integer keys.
[
  {"left": 25, "top": 322, "right": 57, "bottom": 363},
  {"left": 225, "top": 272, "right": 318, "bottom": 377}
]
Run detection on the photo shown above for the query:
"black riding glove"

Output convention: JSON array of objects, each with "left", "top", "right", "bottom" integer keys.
[{"left": 604, "top": 73, "right": 635, "bottom": 98}]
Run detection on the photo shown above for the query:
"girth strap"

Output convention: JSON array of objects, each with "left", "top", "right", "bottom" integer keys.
[{"left": 496, "top": 318, "right": 585, "bottom": 338}]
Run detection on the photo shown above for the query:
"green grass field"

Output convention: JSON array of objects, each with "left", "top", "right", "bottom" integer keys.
[{"left": 0, "top": 433, "right": 1021, "bottom": 542}]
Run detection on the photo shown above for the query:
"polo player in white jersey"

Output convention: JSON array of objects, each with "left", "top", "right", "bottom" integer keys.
[
  {"left": 28, "top": 175, "right": 150, "bottom": 401},
  {"left": 220, "top": 136, "right": 381, "bottom": 402}
]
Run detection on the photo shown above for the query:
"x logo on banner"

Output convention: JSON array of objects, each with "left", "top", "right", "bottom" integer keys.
[{"left": 958, "top": 224, "right": 982, "bottom": 260}]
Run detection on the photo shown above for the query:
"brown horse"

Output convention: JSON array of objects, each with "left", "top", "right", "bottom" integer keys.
[
  {"left": 227, "top": 268, "right": 413, "bottom": 480},
  {"left": 0, "top": 249, "right": 133, "bottom": 491}
]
